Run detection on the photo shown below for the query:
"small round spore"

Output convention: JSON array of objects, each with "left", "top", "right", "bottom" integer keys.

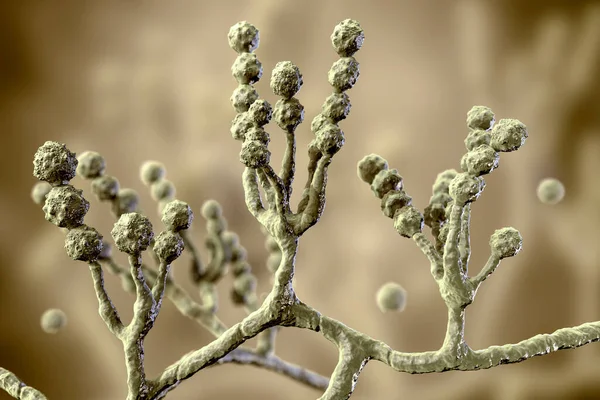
[
  {"left": 40, "top": 308, "right": 67, "bottom": 334},
  {"left": 381, "top": 190, "right": 412, "bottom": 219},
  {"left": 228, "top": 21, "right": 260, "bottom": 54},
  {"left": 111, "top": 212, "right": 154, "bottom": 254},
  {"left": 65, "top": 225, "right": 104, "bottom": 262},
  {"left": 248, "top": 99, "right": 273, "bottom": 127},
  {"left": 31, "top": 182, "right": 52, "bottom": 206},
  {"left": 536, "top": 178, "right": 565, "bottom": 205},
  {"left": 376, "top": 282, "right": 407, "bottom": 313},
  {"left": 76, "top": 151, "right": 106, "bottom": 179},
  {"left": 161, "top": 200, "right": 194, "bottom": 232},
  {"left": 321, "top": 92, "right": 351, "bottom": 122},
  {"left": 314, "top": 123, "right": 345, "bottom": 156},
  {"left": 328, "top": 57, "right": 360, "bottom": 91},
  {"left": 490, "top": 118, "right": 528, "bottom": 152},
  {"left": 449, "top": 173, "right": 486, "bottom": 204},
  {"left": 490, "top": 227, "right": 523, "bottom": 259},
  {"left": 43, "top": 185, "right": 89, "bottom": 228},
  {"left": 231, "top": 53, "right": 263, "bottom": 85},
  {"left": 462, "top": 145, "right": 499, "bottom": 176},
  {"left": 230, "top": 84, "right": 259, "bottom": 113},
  {"left": 357, "top": 154, "right": 388, "bottom": 185},
  {"left": 270, "top": 61, "right": 303, "bottom": 99},
  {"left": 201, "top": 199, "right": 223, "bottom": 220},
  {"left": 240, "top": 140, "right": 270, "bottom": 168},
  {"left": 151, "top": 180, "right": 176, "bottom": 202},
  {"left": 273, "top": 98, "right": 305, "bottom": 132},
  {"left": 466, "top": 106, "right": 495, "bottom": 131},
  {"left": 140, "top": 161, "right": 166, "bottom": 186},
  {"left": 112, "top": 188, "right": 139, "bottom": 217},
  {"left": 153, "top": 230, "right": 184, "bottom": 263},
  {"left": 393, "top": 205, "right": 424, "bottom": 238},
  {"left": 330, "top": 19, "right": 364, "bottom": 57},
  {"left": 371, "top": 168, "right": 403, "bottom": 199},
  {"left": 33, "top": 141, "right": 78, "bottom": 185},
  {"left": 91, "top": 175, "right": 120, "bottom": 201}
]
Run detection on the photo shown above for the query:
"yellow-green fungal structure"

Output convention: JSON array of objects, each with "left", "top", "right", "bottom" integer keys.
[
  {"left": 376, "top": 282, "right": 407, "bottom": 313},
  {"left": 40, "top": 308, "right": 68, "bottom": 334},
  {"left": 2, "top": 18, "right": 593, "bottom": 400},
  {"left": 537, "top": 177, "right": 566, "bottom": 205}
]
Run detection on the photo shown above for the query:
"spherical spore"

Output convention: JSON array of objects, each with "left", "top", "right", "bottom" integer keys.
[
  {"left": 270, "top": 61, "right": 303, "bottom": 99},
  {"left": 151, "top": 179, "right": 176, "bottom": 202},
  {"left": 464, "top": 129, "right": 491, "bottom": 151},
  {"left": 40, "top": 308, "right": 67, "bottom": 334},
  {"left": 331, "top": 19, "right": 364, "bottom": 57},
  {"left": 310, "top": 114, "right": 330, "bottom": 134},
  {"left": 245, "top": 126, "right": 270, "bottom": 145},
  {"left": 248, "top": 99, "right": 273, "bottom": 127},
  {"left": 228, "top": 21, "right": 260, "bottom": 54},
  {"left": 328, "top": 57, "right": 360, "bottom": 92},
  {"left": 222, "top": 231, "right": 240, "bottom": 250},
  {"left": 231, "top": 245, "right": 248, "bottom": 263},
  {"left": 33, "top": 141, "right": 78, "bottom": 185},
  {"left": 273, "top": 98, "right": 305, "bottom": 132},
  {"left": 206, "top": 218, "right": 227, "bottom": 235},
  {"left": 424, "top": 202, "right": 446, "bottom": 227},
  {"left": 321, "top": 92, "right": 351, "bottom": 122},
  {"left": 111, "top": 212, "right": 154, "bottom": 254},
  {"left": 65, "top": 225, "right": 104, "bottom": 262},
  {"left": 381, "top": 189, "right": 412, "bottom": 219},
  {"left": 230, "top": 112, "right": 254, "bottom": 141},
  {"left": 201, "top": 199, "right": 223, "bottom": 220},
  {"left": 536, "top": 178, "right": 565, "bottom": 205},
  {"left": 76, "top": 151, "right": 106, "bottom": 179},
  {"left": 43, "top": 185, "right": 89, "bottom": 229},
  {"left": 140, "top": 161, "right": 166, "bottom": 186},
  {"left": 490, "top": 118, "right": 528, "bottom": 152},
  {"left": 462, "top": 145, "right": 499, "bottom": 176},
  {"left": 161, "top": 199, "right": 194, "bottom": 232},
  {"left": 449, "top": 173, "right": 486, "bottom": 204},
  {"left": 91, "top": 175, "right": 120, "bottom": 201},
  {"left": 153, "top": 230, "right": 184, "bottom": 263},
  {"left": 424, "top": 192, "right": 452, "bottom": 227},
  {"left": 357, "top": 154, "right": 388, "bottom": 185},
  {"left": 393, "top": 205, "right": 424, "bottom": 238},
  {"left": 466, "top": 105, "right": 495, "bottom": 131},
  {"left": 371, "top": 168, "right": 403, "bottom": 199},
  {"left": 230, "top": 84, "right": 259, "bottom": 113},
  {"left": 432, "top": 169, "right": 459, "bottom": 194},
  {"left": 490, "top": 227, "right": 522, "bottom": 259},
  {"left": 240, "top": 140, "right": 271, "bottom": 168},
  {"left": 231, "top": 53, "right": 263, "bottom": 85},
  {"left": 376, "top": 282, "right": 407, "bottom": 313},
  {"left": 112, "top": 188, "right": 140, "bottom": 217},
  {"left": 31, "top": 181, "right": 52, "bottom": 206},
  {"left": 315, "top": 123, "right": 345, "bottom": 156}
]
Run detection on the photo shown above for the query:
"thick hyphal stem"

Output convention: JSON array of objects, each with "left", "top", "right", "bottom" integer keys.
[
  {"left": 280, "top": 132, "right": 296, "bottom": 199},
  {"left": 0, "top": 368, "right": 47, "bottom": 400},
  {"left": 89, "top": 262, "right": 125, "bottom": 337},
  {"left": 440, "top": 307, "right": 469, "bottom": 359}
]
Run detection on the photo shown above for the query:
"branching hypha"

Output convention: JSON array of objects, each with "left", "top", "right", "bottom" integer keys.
[{"left": 2, "top": 18, "right": 597, "bottom": 400}]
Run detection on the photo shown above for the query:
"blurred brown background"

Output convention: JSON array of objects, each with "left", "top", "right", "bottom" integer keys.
[{"left": 1, "top": 0, "right": 599, "bottom": 399}]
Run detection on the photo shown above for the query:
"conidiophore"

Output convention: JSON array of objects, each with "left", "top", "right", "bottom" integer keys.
[{"left": 1, "top": 18, "right": 589, "bottom": 400}]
